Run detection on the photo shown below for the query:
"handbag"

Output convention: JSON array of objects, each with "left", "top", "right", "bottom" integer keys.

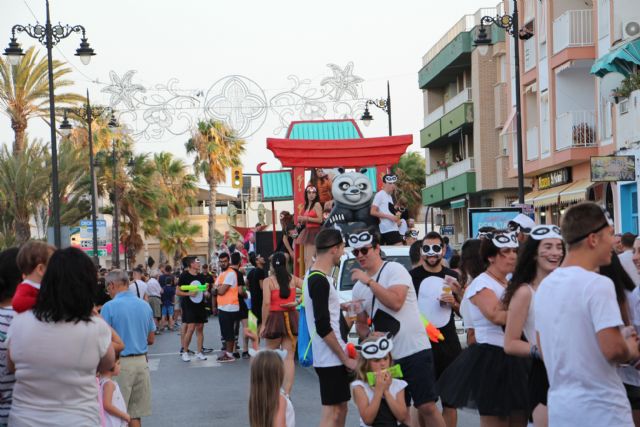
[{"left": 370, "top": 263, "right": 401, "bottom": 337}]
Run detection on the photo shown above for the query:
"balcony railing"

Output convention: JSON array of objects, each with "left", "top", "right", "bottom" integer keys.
[
  {"left": 423, "top": 88, "right": 472, "bottom": 127},
  {"left": 555, "top": 111, "right": 596, "bottom": 151},
  {"left": 426, "top": 170, "right": 447, "bottom": 186},
  {"left": 553, "top": 10, "right": 594, "bottom": 54},
  {"left": 526, "top": 126, "right": 539, "bottom": 160},
  {"left": 186, "top": 206, "right": 208, "bottom": 215},
  {"left": 447, "top": 157, "right": 475, "bottom": 179},
  {"left": 524, "top": 37, "right": 537, "bottom": 71}
]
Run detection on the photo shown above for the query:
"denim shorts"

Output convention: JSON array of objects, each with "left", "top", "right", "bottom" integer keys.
[{"left": 161, "top": 305, "right": 174, "bottom": 317}]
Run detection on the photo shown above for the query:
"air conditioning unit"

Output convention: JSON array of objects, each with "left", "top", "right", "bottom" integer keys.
[{"left": 623, "top": 18, "right": 640, "bottom": 40}]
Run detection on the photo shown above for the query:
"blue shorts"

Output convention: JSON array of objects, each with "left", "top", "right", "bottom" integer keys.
[{"left": 161, "top": 305, "right": 174, "bottom": 317}]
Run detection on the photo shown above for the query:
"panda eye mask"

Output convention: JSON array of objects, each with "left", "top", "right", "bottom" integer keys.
[
  {"left": 348, "top": 231, "right": 373, "bottom": 249},
  {"left": 491, "top": 232, "right": 519, "bottom": 248},
  {"left": 383, "top": 175, "right": 398, "bottom": 184},
  {"left": 421, "top": 244, "right": 442, "bottom": 257}
]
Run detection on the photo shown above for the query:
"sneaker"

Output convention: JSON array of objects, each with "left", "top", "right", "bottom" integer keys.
[
  {"left": 195, "top": 352, "right": 207, "bottom": 361},
  {"left": 188, "top": 349, "right": 195, "bottom": 355},
  {"left": 179, "top": 347, "right": 184, "bottom": 354},
  {"left": 154, "top": 330, "right": 162, "bottom": 335},
  {"left": 216, "top": 354, "right": 235, "bottom": 363},
  {"left": 181, "top": 352, "right": 191, "bottom": 362},
  {"left": 232, "top": 352, "right": 241, "bottom": 359},
  {"left": 241, "top": 351, "right": 250, "bottom": 359},
  {"left": 202, "top": 347, "right": 213, "bottom": 354}
]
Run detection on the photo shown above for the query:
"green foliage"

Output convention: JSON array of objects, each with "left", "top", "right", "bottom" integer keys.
[
  {"left": 391, "top": 152, "right": 426, "bottom": 218},
  {"left": 614, "top": 71, "right": 640, "bottom": 98}
]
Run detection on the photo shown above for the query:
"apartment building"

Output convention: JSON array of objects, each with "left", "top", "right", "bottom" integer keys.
[
  {"left": 419, "top": 4, "right": 520, "bottom": 245},
  {"left": 504, "top": 0, "right": 640, "bottom": 228}
]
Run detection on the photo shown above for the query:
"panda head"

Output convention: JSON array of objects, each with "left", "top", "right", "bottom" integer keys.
[{"left": 331, "top": 169, "right": 374, "bottom": 207}]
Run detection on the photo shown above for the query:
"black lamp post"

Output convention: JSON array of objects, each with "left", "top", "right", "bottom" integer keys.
[
  {"left": 59, "top": 91, "right": 110, "bottom": 266},
  {"left": 3, "top": 0, "right": 96, "bottom": 248},
  {"left": 474, "top": 2, "right": 533, "bottom": 205},
  {"left": 360, "top": 81, "right": 392, "bottom": 136}
]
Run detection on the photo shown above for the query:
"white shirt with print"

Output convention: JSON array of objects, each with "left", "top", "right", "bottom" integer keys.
[{"left": 373, "top": 190, "right": 398, "bottom": 234}]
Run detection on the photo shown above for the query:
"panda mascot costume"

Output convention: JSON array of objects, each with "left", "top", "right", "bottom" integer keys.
[{"left": 324, "top": 168, "right": 376, "bottom": 232}]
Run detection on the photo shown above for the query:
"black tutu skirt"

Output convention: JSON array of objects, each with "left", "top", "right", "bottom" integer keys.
[
  {"left": 437, "top": 343, "right": 529, "bottom": 416},
  {"left": 528, "top": 357, "right": 549, "bottom": 414}
]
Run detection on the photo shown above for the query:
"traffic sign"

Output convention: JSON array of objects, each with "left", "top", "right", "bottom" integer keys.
[
  {"left": 85, "top": 249, "right": 107, "bottom": 257},
  {"left": 79, "top": 220, "right": 107, "bottom": 239},
  {"left": 80, "top": 239, "right": 107, "bottom": 248}
]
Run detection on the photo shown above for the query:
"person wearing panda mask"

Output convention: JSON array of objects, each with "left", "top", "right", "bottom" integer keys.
[
  {"left": 371, "top": 174, "right": 403, "bottom": 246},
  {"left": 410, "top": 231, "right": 462, "bottom": 427}
]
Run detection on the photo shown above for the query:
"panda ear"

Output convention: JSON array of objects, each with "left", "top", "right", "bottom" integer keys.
[
  {"left": 338, "top": 168, "right": 345, "bottom": 174},
  {"left": 359, "top": 168, "right": 368, "bottom": 174}
]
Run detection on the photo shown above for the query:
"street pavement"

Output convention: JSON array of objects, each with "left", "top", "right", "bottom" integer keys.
[{"left": 145, "top": 316, "right": 480, "bottom": 426}]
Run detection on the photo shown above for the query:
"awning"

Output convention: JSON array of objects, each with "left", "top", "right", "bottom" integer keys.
[
  {"left": 533, "top": 183, "right": 575, "bottom": 207},
  {"left": 559, "top": 179, "right": 593, "bottom": 204},
  {"left": 500, "top": 108, "right": 517, "bottom": 136},
  {"left": 524, "top": 188, "right": 546, "bottom": 204},
  {"left": 554, "top": 61, "right": 574, "bottom": 75},
  {"left": 450, "top": 199, "right": 466, "bottom": 209},
  {"left": 591, "top": 38, "right": 640, "bottom": 77}
]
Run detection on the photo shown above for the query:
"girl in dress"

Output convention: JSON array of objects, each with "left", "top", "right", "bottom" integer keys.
[
  {"left": 437, "top": 231, "right": 529, "bottom": 427},
  {"left": 296, "top": 185, "right": 323, "bottom": 271},
  {"left": 249, "top": 350, "right": 294, "bottom": 427},
  {"left": 351, "top": 335, "right": 408, "bottom": 427},
  {"left": 502, "top": 225, "right": 565, "bottom": 427},
  {"left": 99, "top": 357, "right": 130, "bottom": 427}
]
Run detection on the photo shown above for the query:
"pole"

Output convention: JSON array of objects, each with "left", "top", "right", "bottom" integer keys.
[
  {"left": 271, "top": 201, "right": 277, "bottom": 251},
  {"left": 386, "top": 81, "right": 392, "bottom": 136},
  {"left": 512, "top": 1, "right": 525, "bottom": 204},
  {"left": 86, "top": 90, "right": 99, "bottom": 266},
  {"left": 112, "top": 139, "right": 120, "bottom": 268},
  {"left": 45, "top": 0, "right": 61, "bottom": 247}
]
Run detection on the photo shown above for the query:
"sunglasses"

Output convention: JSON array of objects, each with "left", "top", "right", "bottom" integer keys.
[
  {"left": 421, "top": 244, "right": 442, "bottom": 254},
  {"left": 353, "top": 246, "right": 373, "bottom": 257}
]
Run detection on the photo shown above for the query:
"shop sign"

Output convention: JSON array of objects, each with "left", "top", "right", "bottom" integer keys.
[
  {"left": 537, "top": 168, "right": 571, "bottom": 190},
  {"left": 441, "top": 225, "right": 455, "bottom": 236},
  {"left": 591, "top": 156, "right": 636, "bottom": 182}
]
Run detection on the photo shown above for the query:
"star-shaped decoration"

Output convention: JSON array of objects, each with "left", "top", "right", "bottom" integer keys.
[
  {"left": 320, "top": 62, "right": 364, "bottom": 101},
  {"left": 101, "top": 70, "right": 146, "bottom": 110}
]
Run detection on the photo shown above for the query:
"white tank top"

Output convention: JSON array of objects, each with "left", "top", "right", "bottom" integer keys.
[
  {"left": 280, "top": 389, "right": 295, "bottom": 427},
  {"left": 99, "top": 377, "right": 127, "bottom": 427},
  {"left": 523, "top": 285, "right": 536, "bottom": 344}
]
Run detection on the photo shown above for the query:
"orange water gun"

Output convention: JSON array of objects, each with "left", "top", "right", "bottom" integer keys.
[
  {"left": 346, "top": 343, "right": 358, "bottom": 359},
  {"left": 420, "top": 315, "right": 444, "bottom": 343}
]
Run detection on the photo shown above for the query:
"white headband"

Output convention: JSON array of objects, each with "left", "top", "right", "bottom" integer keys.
[
  {"left": 348, "top": 231, "right": 373, "bottom": 249},
  {"left": 492, "top": 231, "right": 519, "bottom": 248},
  {"left": 356, "top": 334, "right": 394, "bottom": 359},
  {"left": 529, "top": 225, "right": 563, "bottom": 241}
]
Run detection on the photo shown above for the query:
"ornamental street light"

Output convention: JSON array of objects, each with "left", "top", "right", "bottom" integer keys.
[
  {"left": 360, "top": 80, "right": 392, "bottom": 136},
  {"left": 474, "top": 2, "right": 533, "bottom": 204},
  {"left": 3, "top": 0, "right": 96, "bottom": 248},
  {"left": 59, "top": 91, "right": 111, "bottom": 266}
]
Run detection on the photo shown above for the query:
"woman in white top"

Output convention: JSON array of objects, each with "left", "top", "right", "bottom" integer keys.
[
  {"left": 503, "top": 225, "right": 564, "bottom": 427},
  {"left": 458, "top": 238, "right": 485, "bottom": 345},
  {"left": 437, "top": 231, "right": 529, "bottom": 427},
  {"left": 7, "top": 247, "right": 115, "bottom": 426}
]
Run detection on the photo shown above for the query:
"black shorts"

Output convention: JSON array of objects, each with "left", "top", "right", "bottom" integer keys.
[
  {"left": 314, "top": 365, "right": 351, "bottom": 406},
  {"left": 218, "top": 310, "right": 239, "bottom": 342},
  {"left": 181, "top": 301, "right": 207, "bottom": 324},
  {"left": 396, "top": 349, "right": 438, "bottom": 407},
  {"left": 381, "top": 231, "right": 402, "bottom": 245},
  {"left": 626, "top": 383, "right": 640, "bottom": 410}
]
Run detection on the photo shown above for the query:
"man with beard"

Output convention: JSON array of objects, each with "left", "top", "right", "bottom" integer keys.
[{"left": 410, "top": 231, "right": 462, "bottom": 427}]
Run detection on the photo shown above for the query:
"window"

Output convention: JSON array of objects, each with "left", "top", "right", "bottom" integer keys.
[{"left": 598, "top": 0, "right": 610, "bottom": 38}]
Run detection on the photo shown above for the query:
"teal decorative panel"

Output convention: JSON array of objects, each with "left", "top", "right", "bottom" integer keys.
[
  {"left": 288, "top": 121, "right": 361, "bottom": 140},
  {"left": 262, "top": 171, "right": 293, "bottom": 201},
  {"left": 362, "top": 167, "right": 377, "bottom": 193}
]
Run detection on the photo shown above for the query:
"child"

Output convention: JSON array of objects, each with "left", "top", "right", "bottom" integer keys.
[
  {"left": 351, "top": 335, "right": 409, "bottom": 427},
  {"left": 13, "top": 241, "right": 55, "bottom": 313},
  {"left": 249, "top": 350, "right": 294, "bottom": 427},
  {"left": 99, "top": 358, "right": 130, "bottom": 427}
]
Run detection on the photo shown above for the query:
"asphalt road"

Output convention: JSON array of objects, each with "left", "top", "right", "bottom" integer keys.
[{"left": 144, "top": 316, "right": 480, "bottom": 427}]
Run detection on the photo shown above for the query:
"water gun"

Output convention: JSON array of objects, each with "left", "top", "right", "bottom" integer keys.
[
  {"left": 420, "top": 314, "right": 444, "bottom": 343},
  {"left": 346, "top": 343, "right": 357, "bottom": 359},
  {"left": 366, "top": 364, "right": 403, "bottom": 386},
  {"left": 180, "top": 283, "right": 207, "bottom": 292}
]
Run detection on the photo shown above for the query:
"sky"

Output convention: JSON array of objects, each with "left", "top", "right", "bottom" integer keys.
[{"left": 1, "top": 0, "right": 497, "bottom": 195}]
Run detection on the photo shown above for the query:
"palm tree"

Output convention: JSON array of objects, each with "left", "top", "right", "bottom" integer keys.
[
  {"left": 391, "top": 152, "right": 426, "bottom": 218},
  {"left": 159, "top": 218, "right": 201, "bottom": 266},
  {"left": 152, "top": 152, "right": 198, "bottom": 217},
  {"left": 185, "top": 120, "right": 245, "bottom": 261},
  {"left": 0, "top": 46, "right": 83, "bottom": 154}
]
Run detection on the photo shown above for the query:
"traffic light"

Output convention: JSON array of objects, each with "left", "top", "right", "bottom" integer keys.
[{"left": 231, "top": 167, "right": 243, "bottom": 189}]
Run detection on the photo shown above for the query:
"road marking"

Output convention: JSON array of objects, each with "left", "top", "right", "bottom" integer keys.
[
  {"left": 189, "top": 358, "right": 221, "bottom": 368},
  {"left": 148, "top": 352, "right": 181, "bottom": 357},
  {"left": 148, "top": 358, "right": 160, "bottom": 371}
]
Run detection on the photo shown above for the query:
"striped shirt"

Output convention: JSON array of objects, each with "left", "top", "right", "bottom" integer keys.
[{"left": 0, "top": 306, "right": 16, "bottom": 424}]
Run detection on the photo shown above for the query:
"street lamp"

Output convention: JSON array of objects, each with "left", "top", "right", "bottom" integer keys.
[
  {"left": 59, "top": 91, "right": 111, "bottom": 266},
  {"left": 3, "top": 0, "right": 96, "bottom": 248},
  {"left": 474, "top": 2, "right": 532, "bottom": 204},
  {"left": 360, "top": 80, "right": 393, "bottom": 136}
]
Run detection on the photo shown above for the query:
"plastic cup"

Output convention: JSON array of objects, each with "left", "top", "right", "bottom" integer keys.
[{"left": 346, "top": 300, "right": 363, "bottom": 322}]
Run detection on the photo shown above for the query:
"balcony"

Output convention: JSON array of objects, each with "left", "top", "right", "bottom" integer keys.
[
  {"left": 422, "top": 183, "right": 444, "bottom": 206},
  {"left": 443, "top": 172, "right": 476, "bottom": 200},
  {"left": 423, "top": 88, "right": 472, "bottom": 127},
  {"left": 186, "top": 206, "right": 208, "bottom": 215},
  {"left": 552, "top": 10, "right": 594, "bottom": 54},
  {"left": 426, "top": 170, "right": 447, "bottom": 187},
  {"left": 526, "top": 126, "right": 539, "bottom": 160},
  {"left": 420, "top": 102, "right": 473, "bottom": 148},
  {"left": 555, "top": 111, "right": 596, "bottom": 151},
  {"left": 447, "top": 157, "right": 475, "bottom": 179},
  {"left": 524, "top": 37, "right": 537, "bottom": 71}
]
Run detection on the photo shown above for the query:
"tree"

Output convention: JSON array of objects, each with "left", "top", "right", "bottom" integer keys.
[
  {"left": 152, "top": 152, "right": 198, "bottom": 218},
  {"left": 185, "top": 120, "right": 245, "bottom": 261},
  {"left": 0, "top": 46, "right": 83, "bottom": 154},
  {"left": 158, "top": 218, "right": 201, "bottom": 266},
  {"left": 391, "top": 152, "right": 426, "bottom": 219}
]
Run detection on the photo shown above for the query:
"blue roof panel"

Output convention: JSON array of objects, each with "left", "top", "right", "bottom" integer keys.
[{"left": 288, "top": 121, "right": 361, "bottom": 140}]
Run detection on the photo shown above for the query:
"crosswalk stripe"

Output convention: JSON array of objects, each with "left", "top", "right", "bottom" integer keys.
[{"left": 148, "top": 358, "right": 160, "bottom": 371}]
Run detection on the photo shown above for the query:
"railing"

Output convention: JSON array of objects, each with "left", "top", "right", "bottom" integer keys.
[
  {"left": 526, "top": 126, "right": 539, "bottom": 160},
  {"left": 185, "top": 206, "right": 208, "bottom": 215},
  {"left": 553, "top": 10, "right": 594, "bottom": 54},
  {"left": 424, "top": 88, "right": 472, "bottom": 127},
  {"left": 555, "top": 111, "right": 597, "bottom": 150},
  {"left": 423, "top": 105, "right": 444, "bottom": 128},
  {"left": 540, "top": 120, "right": 551, "bottom": 157},
  {"left": 426, "top": 170, "right": 447, "bottom": 186},
  {"left": 524, "top": 37, "right": 537, "bottom": 71},
  {"left": 447, "top": 157, "right": 475, "bottom": 179},
  {"left": 523, "top": 0, "right": 535, "bottom": 24},
  {"left": 422, "top": 7, "right": 498, "bottom": 64}
]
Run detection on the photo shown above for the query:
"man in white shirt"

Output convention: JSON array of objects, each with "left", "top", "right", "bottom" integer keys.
[
  {"left": 619, "top": 232, "right": 640, "bottom": 286},
  {"left": 535, "top": 202, "right": 640, "bottom": 426},
  {"left": 146, "top": 271, "right": 163, "bottom": 332},
  {"left": 129, "top": 267, "right": 149, "bottom": 301},
  {"left": 370, "top": 174, "right": 402, "bottom": 246},
  {"left": 351, "top": 230, "right": 445, "bottom": 427}
]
